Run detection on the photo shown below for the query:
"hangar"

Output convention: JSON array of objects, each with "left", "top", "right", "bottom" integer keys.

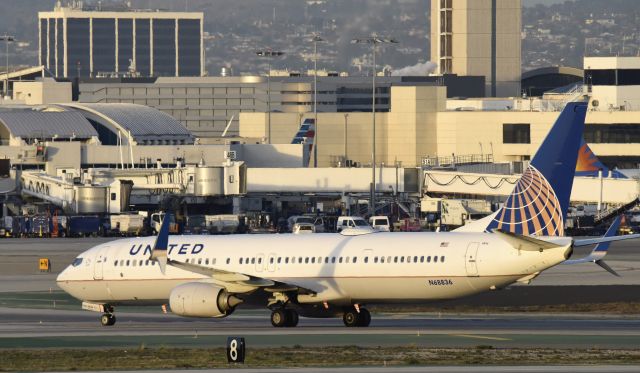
[{"left": 0, "top": 103, "right": 195, "bottom": 146}]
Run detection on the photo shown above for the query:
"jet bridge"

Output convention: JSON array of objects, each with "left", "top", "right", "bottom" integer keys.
[{"left": 423, "top": 170, "right": 640, "bottom": 205}]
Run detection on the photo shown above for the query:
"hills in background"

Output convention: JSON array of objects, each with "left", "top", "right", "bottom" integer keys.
[{"left": 0, "top": 0, "right": 638, "bottom": 76}]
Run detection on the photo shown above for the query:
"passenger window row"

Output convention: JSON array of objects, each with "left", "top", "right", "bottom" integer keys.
[
  {"left": 114, "top": 257, "right": 218, "bottom": 267},
  {"left": 113, "top": 255, "right": 446, "bottom": 268},
  {"left": 234, "top": 255, "right": 446, "bottom": 265},
  {"left": 114, "top": 259, "right": 157, "bottom": 267}
]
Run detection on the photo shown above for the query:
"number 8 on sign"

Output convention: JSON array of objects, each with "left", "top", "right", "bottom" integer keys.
[{"left": 226, "top": 337, "right": 245, "bottom": 363}]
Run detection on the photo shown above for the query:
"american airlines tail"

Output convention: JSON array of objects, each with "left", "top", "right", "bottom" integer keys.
[{"left": 291, "top": 118, "right": 316, "bottom": 167}]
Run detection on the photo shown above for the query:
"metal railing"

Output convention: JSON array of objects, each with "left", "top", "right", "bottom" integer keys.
[{"left": 421, "top": 154, "right": 494, "bottom": 169}]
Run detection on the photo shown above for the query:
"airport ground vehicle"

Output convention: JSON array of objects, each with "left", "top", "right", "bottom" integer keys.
[
  {"left": 368, "top": 216, "right": 391, "bottom": 232},
  {"left": 67, "top": 216, "right": 101, "bottom": 237},
  {"left": 394, "top": 218, "right": 422, "bottom": 232},
  {"left": 109, "top": 214, "right": 145, "bottom": 236},
  {"left": 286, "top": 216, "right": 316, "bottom": 232},
  {"left": 336, "top": 216, "right": 371, "bottom": 232},
  {"left": 205, "top": 215, "right": 245, "bottom": 234},
  {"left": 57, "top": 102, "right": 640, "bottom": 329},
  {"left": 292, "top": 222, "right": 315, "bottom": 234}
]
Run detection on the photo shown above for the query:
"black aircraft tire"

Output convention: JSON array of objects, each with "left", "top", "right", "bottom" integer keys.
[
  {"left": 342, "top": 309, "right": 359, "bottom": 327},
  {"left": 285, "top": 310, "right": 299, "bottom": 327},
  {"left": 100, "top": 314, "right": 111, "bottom": 327},
  {"left": 271, "top": 309, "right": 287, "bottom": 327},
  {"left": 357, "top": 308, "right": 371, "bottom": 327},
  {"left": 108, "top": 314, "right": 116, "bottom": 326}
]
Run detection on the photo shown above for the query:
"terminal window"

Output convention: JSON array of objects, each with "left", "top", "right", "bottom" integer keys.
[
  {"left": 585, "top": 69, "right": 640, "bottom": 86},
  {"left": 584, "top": 124, "right": 640, "bottom": 143},
  {"left": 503, "top": 123, "right": 530, "bottom": 144}
]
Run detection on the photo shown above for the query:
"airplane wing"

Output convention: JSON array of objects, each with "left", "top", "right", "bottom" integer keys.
[
  {"left": 149, "top": 213, "right": 316, "bottom": 294},
  {"left": 166, "top": 258, "right": 316, "bottom": 294}
]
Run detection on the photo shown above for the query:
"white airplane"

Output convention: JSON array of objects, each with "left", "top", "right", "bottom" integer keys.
[{"left": 57, "top": 101, "right": 638, "bottom": 328}]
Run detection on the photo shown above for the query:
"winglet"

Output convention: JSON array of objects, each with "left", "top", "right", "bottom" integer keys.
[{"left": 149, "top": 212, "right": 172, "bottom": 275}]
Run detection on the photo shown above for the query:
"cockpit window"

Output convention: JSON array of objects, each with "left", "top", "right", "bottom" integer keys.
[{"left": 72, "top": 258, "right": 83, "bottom": 267}]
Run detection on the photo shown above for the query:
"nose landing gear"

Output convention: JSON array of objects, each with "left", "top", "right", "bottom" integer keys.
[{"left": 100, "top": 313, "right": 116, "bottom": 326}]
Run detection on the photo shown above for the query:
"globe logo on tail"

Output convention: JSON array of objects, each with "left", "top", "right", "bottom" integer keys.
[{"left": 489, "top": 165, "right": 564, "bottom": 236}]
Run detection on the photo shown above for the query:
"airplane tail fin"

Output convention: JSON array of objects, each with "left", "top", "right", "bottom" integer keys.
[
  {"left": 576, "top": 139, "right": 627, "bottom": 178},
  {"left": 292, "top": 118, "right": 316, "bottom": 167},
  {"left": 484, "top": 101, "right": 588, "bottom": 236}
]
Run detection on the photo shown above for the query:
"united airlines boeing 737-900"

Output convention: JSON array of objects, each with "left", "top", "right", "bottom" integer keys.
[{"left": 57, "top": 101, "right": 638, "bottom": 328}]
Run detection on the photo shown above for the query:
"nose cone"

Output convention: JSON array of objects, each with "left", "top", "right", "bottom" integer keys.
[{"left": 56, "top": 266, "right": 72, "bottom": 292}]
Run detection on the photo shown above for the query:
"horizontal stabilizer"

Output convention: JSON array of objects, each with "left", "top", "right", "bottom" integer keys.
[
  {"left": 564, "top": 216, "right": 624, "bottom": 277},
  {"left": 492, "top": 229, "right": 566, "bottom": 251},
  {"left": 573, "top": 233, "right": 640, "bottom": 247}
]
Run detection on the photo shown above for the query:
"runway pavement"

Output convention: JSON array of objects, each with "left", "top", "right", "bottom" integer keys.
[{"left": 1, "top": 304, "right": 639, "bottom": 349}]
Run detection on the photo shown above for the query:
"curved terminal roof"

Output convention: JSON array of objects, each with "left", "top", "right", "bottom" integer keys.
[
  {"left": 521, "top": 66, "right": 583, "bottom": 80},
  {"left": 0, "top": 110, "right": 98, "bottom": 139},
  {"left": 60, "top": 103, "right": 195, "bottom": 145},
  {"left": 521, "top": 66, "right": 584, "bottom": 97}
]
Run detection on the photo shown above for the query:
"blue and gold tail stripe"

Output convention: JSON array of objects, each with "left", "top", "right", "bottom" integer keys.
[{"left": 488, "top": 165, "right": 564, "bottom": 237}]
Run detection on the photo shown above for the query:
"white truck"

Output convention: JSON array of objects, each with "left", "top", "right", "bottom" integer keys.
[
  {"left": 421, "top": 197, "right": 492, "bottom": 228},
  {"left": 205, "top": 214, "right": 243, "bottom": 234},
  {"left": 368, "top": 216, "right": 391, "bottom": 232},
  {"left": 110, "top": 214, "right": 145, "bottom": 236},
  {"left": 336, "top": 216, "right": 372, "bottom": 232}
]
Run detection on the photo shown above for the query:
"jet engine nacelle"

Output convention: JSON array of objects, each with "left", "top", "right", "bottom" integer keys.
[{"left": 169, "top": 283, "right": 242, "bottom": 318}]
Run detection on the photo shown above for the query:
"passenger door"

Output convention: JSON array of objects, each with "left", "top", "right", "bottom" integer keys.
[
  {"left": 93, "top": 247, "right": 110, "bottom": 280},
  {"left": 465, "top": 242, "right": 480, "bottom": 277}
]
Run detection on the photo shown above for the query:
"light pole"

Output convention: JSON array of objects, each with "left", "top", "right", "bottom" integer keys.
[
  {"left": 343, "top": 113, "right": 349, "bottom": 166},
  {"left": 351, "top": 36, "right": 398, "bottom": 215},
  {"left": 256, "top": 49, "right": 284, "bottom": 144},
  {"left": 1, "top": 35, "right": 15, "bottom": 98},
  {"left": 311, "top": 35, "right": 324, "bottom": 168}
]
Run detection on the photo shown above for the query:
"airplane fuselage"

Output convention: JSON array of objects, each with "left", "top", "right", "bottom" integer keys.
[{"left": 57, "top": 231, "right": 572, "bottom": 307}]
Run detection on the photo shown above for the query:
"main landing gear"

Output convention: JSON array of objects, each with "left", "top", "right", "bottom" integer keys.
[
  {"left": 270, "top": 308, "right": 299, "bottom": 327},
  {"left": 342, "top": 306, "right": 371, "bottom": 327},
  {"left": 100, "top": 313, "right": 116, "bottom": 326}
]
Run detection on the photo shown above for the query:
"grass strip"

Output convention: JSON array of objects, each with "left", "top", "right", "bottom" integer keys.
[{"left": 1, "top": 346, "right": 640, "bottom": 371}]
